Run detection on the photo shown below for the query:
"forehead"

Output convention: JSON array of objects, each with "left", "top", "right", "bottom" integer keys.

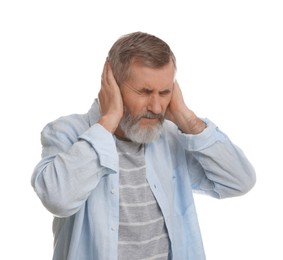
[{"left": 127, "top": 61, "right": 175, "bottom": 89}]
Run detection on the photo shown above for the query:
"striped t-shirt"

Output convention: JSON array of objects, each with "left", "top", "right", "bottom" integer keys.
[{"left": 116, "top": 138, "right": 170, "bottom": 260}]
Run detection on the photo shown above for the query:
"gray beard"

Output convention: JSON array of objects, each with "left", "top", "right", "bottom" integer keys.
[{"left": 119, "top": 108, "right": 164, "bottom": 144}]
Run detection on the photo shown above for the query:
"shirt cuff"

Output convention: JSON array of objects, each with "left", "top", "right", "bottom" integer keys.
[
  {"left": 79, "top": 123, "right": 119, "bottom": 172},
  {"left": 177, "top": 118, "right": 228, "bottom": 151}
]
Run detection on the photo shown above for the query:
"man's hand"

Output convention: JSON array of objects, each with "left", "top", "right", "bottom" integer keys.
[
  {"left": 98, "top": 60, "right": 124, "bottom": 133},
  {"left": 165, "top": 81, "right": 206, "bottom": 134}
]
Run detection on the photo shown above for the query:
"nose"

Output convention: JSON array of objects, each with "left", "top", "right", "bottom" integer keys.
[{"left": 147, "top": 95, "right": 162, "bottom": 115}]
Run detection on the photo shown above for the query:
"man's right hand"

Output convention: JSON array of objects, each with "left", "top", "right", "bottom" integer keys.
[{"left": 98, "top": 60, "right": 124, "bottom": 133}]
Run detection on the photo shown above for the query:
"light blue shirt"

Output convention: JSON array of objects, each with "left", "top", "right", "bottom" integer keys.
[{"left": 31, "top": 100, "right": 256, "bottom": 260}]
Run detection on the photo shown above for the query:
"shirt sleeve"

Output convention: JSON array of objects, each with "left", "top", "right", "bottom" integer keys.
[
  {"left": 178, "top": 118, "right": 256, "bottom": 199},
  {"left": 31, "top": 121, "right": 118, "bottom": 217}
]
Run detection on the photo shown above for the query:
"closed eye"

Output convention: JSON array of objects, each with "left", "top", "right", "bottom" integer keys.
[
  {"left": 159, "top": 89, "right": 171, "bottom": 96},
  {"left": 138, "top": 88, "right": 171, "bottom": 96},
  {"left": 140, "top": 88, "right": 153, "bottom": 95}
]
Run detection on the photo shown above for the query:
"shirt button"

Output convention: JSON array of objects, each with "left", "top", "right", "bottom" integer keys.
[
  {"left": 111, "top": 226, "right": 116, "bottom": 231},
  {"left": 111, "top": 189, "right": 115, "bottom": 194}
]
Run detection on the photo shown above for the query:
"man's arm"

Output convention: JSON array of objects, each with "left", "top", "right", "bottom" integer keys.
[
  {"left": 31, "top": 120, "right": 119, "bottom": 218},
  {"left": 180, "top": 120, "right": 256, "bottom": 198},
  {"left": 31, "top": 62, "right": 122, "bottom": 217},
  {"left": 166, "top": 81, "right": 256, "bottom": 197}
]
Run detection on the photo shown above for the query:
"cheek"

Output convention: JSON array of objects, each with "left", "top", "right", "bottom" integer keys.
[{"left": 123, "top": 96, "right": 148, "bottom": 116}]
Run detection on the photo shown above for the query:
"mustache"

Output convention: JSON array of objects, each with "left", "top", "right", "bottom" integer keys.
[
  {"left": 139, "top": 112, "right": 164, "bottom": 120},
  {"left": 122, "top": 107, "right": 165, "bottom": 125}
]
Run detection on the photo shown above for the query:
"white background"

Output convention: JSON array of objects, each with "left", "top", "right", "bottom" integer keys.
[{"left": 1, "top": 0, "right": 282, "bottom": 259}]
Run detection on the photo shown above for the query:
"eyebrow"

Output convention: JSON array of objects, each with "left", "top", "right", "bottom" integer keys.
[{"left": 140, "top": 88, "right": 172, "bottom": 95}]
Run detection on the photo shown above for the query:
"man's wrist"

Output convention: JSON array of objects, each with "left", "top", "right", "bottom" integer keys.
[
  {"left": 180, "top": 117, "right": 206, "bottom": 134},
  {"left": 98, "top": 115, "right": 119, "bottom": 134},
  {"left": 174, "top": 108, "right": 206, "bottom": 134}
]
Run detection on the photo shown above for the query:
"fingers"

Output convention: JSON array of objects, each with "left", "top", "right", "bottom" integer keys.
[
  {"left": 101, "top": 59, "right": 109, "bottom": 86},
  {"left": 98, "top": 58, "right": 124, "bottom": 130},
  {"left": 171, "top": 80, "right": 184, "bottom": 103},
  {"left": 101, "top": 59, "right": 118, "bottom": 88},
  {"left": 173, "top": 80, "right": 181, "bottom": 93}
]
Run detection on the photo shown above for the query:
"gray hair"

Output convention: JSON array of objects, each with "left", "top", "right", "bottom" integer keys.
[{"left": 108, "top": 31, "right": 176, "bottom": 85}]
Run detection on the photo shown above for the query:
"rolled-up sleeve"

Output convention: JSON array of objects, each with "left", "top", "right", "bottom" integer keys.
[
  {"left": 178, "top": 119, "right": 256, "bottom": 198},
  {"left": 31, "top": 121, "right": 118, "bottom": 217}
]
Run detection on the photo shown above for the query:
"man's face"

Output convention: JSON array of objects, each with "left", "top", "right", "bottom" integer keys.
[{"left": 116, "top": 61, "right": 175, "bottom": 143}]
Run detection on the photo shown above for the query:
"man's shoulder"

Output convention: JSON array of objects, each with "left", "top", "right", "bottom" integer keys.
[{"left": 42, "top": 113, "right": 90, "bottom": 139}]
